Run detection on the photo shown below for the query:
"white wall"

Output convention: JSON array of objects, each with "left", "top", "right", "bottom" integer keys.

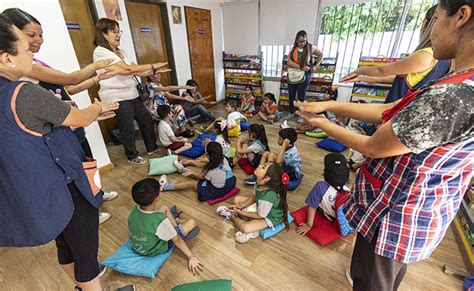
[
  {"left": 166, "top": 0, "right": 226, "bottom": 100},
  {"left": 222, "top": 1, "right": 259, "bottom": 55},
  {"left": 1, "top": 0, "right": 111, "bottom": 168}
]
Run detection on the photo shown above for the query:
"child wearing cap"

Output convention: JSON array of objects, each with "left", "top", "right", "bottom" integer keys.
[{"left": 296, "top": 153, "right": 350, "bottom": 235}]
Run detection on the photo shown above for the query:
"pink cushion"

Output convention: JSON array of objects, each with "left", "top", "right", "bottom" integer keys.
[
  {"left": 238, "top": 158, "right": 256, "bottom": 175},
  {"left": 207, "top": 187, "right": 240, "bottom": 205},
  {"left": 291, "top": 206, "right": 342, "bottom": 246}
]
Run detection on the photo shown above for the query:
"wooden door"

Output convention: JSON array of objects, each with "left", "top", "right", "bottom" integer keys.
[
  {"left": 184, "top": 6, "right": 216, "bottom": 100},
  {"left": 59, "top": 0, "right": 115, "bottom": 142},
  {"left": 125, "top": 1, "right": 172, "bottom": 86}
]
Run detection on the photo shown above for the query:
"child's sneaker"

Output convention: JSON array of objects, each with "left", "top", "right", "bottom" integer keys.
[
  {"left": 98, "top": 265, "right": 108, "bottom": 278},
  {"left": 235, "top": 231, "right": 259, "bottom": 243},
  {"left": 280, "top": 120, "right": 290, "bottom": 129},
  {"left": 128, "top": 156, "right": 148, "bottom": 165},
  {"left": 159, "top": 175, "right": 167, "bottom": 191},
  {"left": 345, "top": 268, "right": 353, "bottom": 287},
  {"left": 99, "top": 212, "right": 111, "bottom": 224},
  {"left": 244, "top": 175, "right": 257, "bottom": 185},
  {"left": 173, "top": 160, "right": 190, "bottom": 174},
  {"left": 216, "top": 206, "right": 233, "bottom": 219},
  {"left": 103, "top": 191, "right": 118, "bottom": 201}
]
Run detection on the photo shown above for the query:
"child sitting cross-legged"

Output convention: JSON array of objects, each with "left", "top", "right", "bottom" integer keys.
[
  {"left": 161, "top": 141, "right": 237, "bottom": 202},
  {"left": 216, "top": 162, "right": 290, "bottom": 243},
  {"left": 158, "top": 105, "right": 192, "bottom": 155},
  {"left": 296, "top": 153, "right": 350, "bottom": 235},
  {"left": 236, "top": 124, "right": 270, "bottom": 169},
  {"left": 128, "top": 178, "right": 203, "bottom": 275},
  {"left": 245, "top": 128, "right": 301, "bottom": 185},
  {"left": 257, "top": 93, "right": 281, "bottom": 124}
]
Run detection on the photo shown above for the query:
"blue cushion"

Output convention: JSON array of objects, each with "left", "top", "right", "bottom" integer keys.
[
  {"left": 100, "top": 240, "right": 174, "bottom": 278},
  {"left": 287, "top": 173, "right": 304, "bottom": 191},
  {"left": 260, "top": 212, "right": 294, "bottom": 239},
  {"left": 337, "top": 207, "right": 354, "bottom": 236},
  {"left": 240, "top": 121, "right": 251, "bottom": 131},
  {"left": 315, "top": 138, "right": 347, "bottom": 152},
  {"left": 179, "top": 133, "right": 217, "bottom": 158}
]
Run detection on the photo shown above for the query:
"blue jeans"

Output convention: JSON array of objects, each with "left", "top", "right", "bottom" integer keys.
[
  {"left": 185, "top": 104, "right": 216, "bottom": 123},
  {"left": 288, "top": 71, "right": 312, "bottom": 113}
]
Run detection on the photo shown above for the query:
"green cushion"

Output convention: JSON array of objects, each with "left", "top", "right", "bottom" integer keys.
[
  {"left": 172, "top": 279, "right": 232, "bottom": 291},
  {"left": 305, "top": 131, "right": 329, "bottom": 138},
  {"left": 229, "top": 147, "right": 236, "bottom": 158},
  {"left": 148, "top": 155, "right": 178, "bottom": 176}
]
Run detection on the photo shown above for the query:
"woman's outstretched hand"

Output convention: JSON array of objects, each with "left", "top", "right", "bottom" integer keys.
[
  {"left": 296, "top": 110, "right": 328, "bottom": 128},
  {"left": 294, "top": 101, "right": 332, "bottom": 114}
]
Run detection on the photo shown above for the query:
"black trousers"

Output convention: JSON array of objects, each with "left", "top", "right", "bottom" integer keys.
[
  {"left": 351, "top": 231, "right": 407, "bottom": 291},
  {"left": 115, "top": 97, "right": 158, "bottom": 160}
]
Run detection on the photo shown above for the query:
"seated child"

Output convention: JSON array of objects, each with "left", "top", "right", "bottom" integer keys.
[
  {"left": 235, "top": 124, "right": 270, "bottom": 168},
  {"left": 257, "top": 93, "right": 281, "bottom": 124},
  {"left": 146, "top": 73, "right": 194, "bottom": 137},
  {"left": 240, "top": 85, "right": 256, "bottom": 116},
  {"left": 216, "top": 162, "right": 289, "bottom": 243},
  {"left": 227, "top": 100, "right": 247, "bottom": 136},
  {"left": 296, "top": 153, "right": 350, "bottom": 235},
  {"left": 128, "top": 178, "right": 203, "bottom": 275},
  {"left": 161, "top": 141, "right": 237, "bottom": 202},
  {"left": 157, "top": 105, "right": 192, "bottom": 154},
  {"left": 181, "top": 79, "right": 217, "bottom": 124},
  {"left": 202, "top": 119, "right": 233, "bottom": 168},
  {"left": 245, "top": 128, "right": 301, "bottom": 185}
]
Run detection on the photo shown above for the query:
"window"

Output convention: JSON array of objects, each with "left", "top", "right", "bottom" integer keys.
[{"left": 261, "top": 44, "right": 291, "bottom": 78}]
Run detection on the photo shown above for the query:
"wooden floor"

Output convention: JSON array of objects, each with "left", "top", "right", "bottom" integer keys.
[{"left": 0, "top": 104, "right": 468, "bottom": 291}]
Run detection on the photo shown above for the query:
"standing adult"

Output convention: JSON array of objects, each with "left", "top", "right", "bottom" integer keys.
[
  {"left": 93, "top": 18, "right": 168, "bottom": 165},
  {"left": 0, "top": 15, "right": 119, "bottom": 291},
  {"left": 297, "top": 1, "right": 473, "bottom": 290},
  {"left": 340, "top": 4, "right": 452, "bottom": 104},
  {"left": 286, "top": 30, "right": 323, "bottom": 122}
]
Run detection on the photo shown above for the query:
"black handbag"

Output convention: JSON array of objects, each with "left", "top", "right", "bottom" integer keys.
[{"left": 133, "top": 75, "right": 149, "bottom": 102}]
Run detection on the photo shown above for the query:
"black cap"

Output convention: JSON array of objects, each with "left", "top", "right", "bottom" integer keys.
[{"left": 324, "top": 153, "right": 349, "bottom": 190}]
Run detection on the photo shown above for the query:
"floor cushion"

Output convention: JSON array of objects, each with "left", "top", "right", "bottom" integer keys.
[
  {"left": 172, "top": 279, "right": 232, "bottom": 291},
  {"left": 100, "top": 240, "right": 174, "bottom": 278},
  {"left": 149, "top": 155, "right": 179, "bottom": 176},
  {"left": 287, "top": 174, "right": 304, "bottom": 191},
  {"left": 315, "top": 138, "right": 347, "bottom": 152},
  {"left": 291, "top": 206, "right": 341, "bottom": 246},
  {"left": 305, "top": 131, "right": 329, "bottom": 138},
  {"left": 240, "top": 121, "right": 251, "bottom": 131},
  {"left": 260, "top": 212, "right": 294, "bottom": 239},
  {"left": 207, "top": 187, "right": 240, "bottom": 205},
  {"left": 179, "top": 133, "right": 217, "bottom": 158},
  {"left": 238, "top": 157, "right": 256, "bottom": 175}
]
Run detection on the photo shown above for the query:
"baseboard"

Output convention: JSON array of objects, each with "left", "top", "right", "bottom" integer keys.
[{"left": 99, "top": 162, "right": 115, "bottom": 173}]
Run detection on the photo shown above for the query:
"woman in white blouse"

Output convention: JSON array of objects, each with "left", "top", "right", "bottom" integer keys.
[{"left": 93, "top": 18, "right": 168, "bottom": 164}]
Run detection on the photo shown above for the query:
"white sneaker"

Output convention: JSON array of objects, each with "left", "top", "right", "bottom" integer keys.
[
  {"left": 280, "top": 120, "right": 289, "bottom": 129},
  {"left": 99, "top": 212, "right": 111, "bottom": 224},
  {"left": 216, "top": 206, "right": 233, "bottom": 218},
  {"left": 235, "top": 231, "right": 259, "bottom": 243},
  {"left": 159, "top": 175, "right": 167, "bottom": 191},
  {"left": 103, "top": 191, "right": 118, "bottom": 201},
  {"left": 173, "top": 160, "right": 190, "bottom": 174},
  {"left": 128, "top": 156, "right": 148, "bottom": 165},
  {"left": 345, "top": 268, "right": 353, "bottom": 287}
]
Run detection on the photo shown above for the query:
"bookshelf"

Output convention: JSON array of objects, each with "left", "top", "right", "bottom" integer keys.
[
  {"left": 223, "top": 52, "right": 263, "bottom": 105},
  {"left": 278, "top": 55, "right": 337, "bottom": 110},
  {"left": 453, "top": 184, "right": 474, "bottom": 272},
  {"left": 349, "top": 56, "right": 400, "bottom": 103}
]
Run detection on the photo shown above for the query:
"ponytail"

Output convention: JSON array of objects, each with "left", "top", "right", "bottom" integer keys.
[{"left": 248, "top": 124, "right": 270, "bottom": 151}]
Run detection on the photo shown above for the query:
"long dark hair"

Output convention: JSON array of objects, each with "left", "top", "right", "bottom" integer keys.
[
  {"left": 213, "top": 120, "right": 230, "bottom": 144},
  {"left": 290, "top": 30, "right": 310, "bottom": 69},
  {"left": 204, "top": 141, "right": 224, "bottom": 174},
  {"left": 3, "top": 8, "right": 41, "bottom": 30},
  {"left": 248, "top": 124, "right": 270, "bottom": 151},
  {"left": 94, "top": 18, "right": 119, "bottom": 51},
  {"left": 0, "top": 15, "right": 17, "bottom": 55},
  {"left": 439, "top": 0, "right": 474, "bottom": 16},
  {"left": 186, "top": 79, "right": 197, "bottom": 96},
  {"left": 265, "top": 163, "right": 289, "bottom": 230}
]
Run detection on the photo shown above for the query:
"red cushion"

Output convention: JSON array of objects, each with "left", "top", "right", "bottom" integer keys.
[
  {"left": 291, "top": 206, "right": 341, "bottom": 246},
  {"left": 207, "top": 187, "right": 240, "bottom": 205},
  {"left": 238, "top": 158, "right": 256, "bottom": 175}
]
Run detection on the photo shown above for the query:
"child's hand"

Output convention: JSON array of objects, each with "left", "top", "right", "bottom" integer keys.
[
  {"left": 181, "top": 158, "right": 190, "bottom": 166},
  {"left": 282, "top": 139, "right": 291, "bottom": 148},
  {"left": 188, "top": 256, "right": 203, "bottom": 275},
  {"left": 228, "top": 205, "right": 241, "bottom": 210},
  {"left": 238, "top": 134, "right": 249, "bottom": 143},
  {"left": 296, "top": 223, "right": 311, "bottom": 235}
]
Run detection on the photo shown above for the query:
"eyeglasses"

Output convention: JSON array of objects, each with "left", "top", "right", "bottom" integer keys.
[
  {"left": 110, "top": 29, "right": 123, "bottom": 35},
  {"left": 297, "top": 39, "right": 307, "bottom": 44}
]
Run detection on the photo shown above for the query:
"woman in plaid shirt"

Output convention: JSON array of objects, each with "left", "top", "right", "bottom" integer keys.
[{"left": 297, "top": 1, "right": 474, "bottom": 290}]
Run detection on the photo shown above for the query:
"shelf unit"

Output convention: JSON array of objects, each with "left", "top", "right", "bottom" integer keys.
[
  {"left": 223, "top": 52, "right": 263, "bottom": 105},
  {"left": 453, "top": 185, "right": 474, "bottom": 272},
  {"left": 278, "top": 55, "right": 337, "bottom": 110},
  {"left": 349, "top": 56, "right": 400, "bottom": 104}
]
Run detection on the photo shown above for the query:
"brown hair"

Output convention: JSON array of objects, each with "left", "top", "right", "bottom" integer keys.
[
  {"left": 93, "top": 18, "right": 119, "bottom": 51},
  {"left": 414, "top": 5, "right": 438, "bottom": 51}
]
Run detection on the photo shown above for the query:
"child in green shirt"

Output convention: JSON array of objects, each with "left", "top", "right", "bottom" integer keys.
[
  {"left": 216, "top": 162, "right": 289, "bottom": 243},
  {"left": 128, "top": 178, "right": 203, "bottom": 275}
]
